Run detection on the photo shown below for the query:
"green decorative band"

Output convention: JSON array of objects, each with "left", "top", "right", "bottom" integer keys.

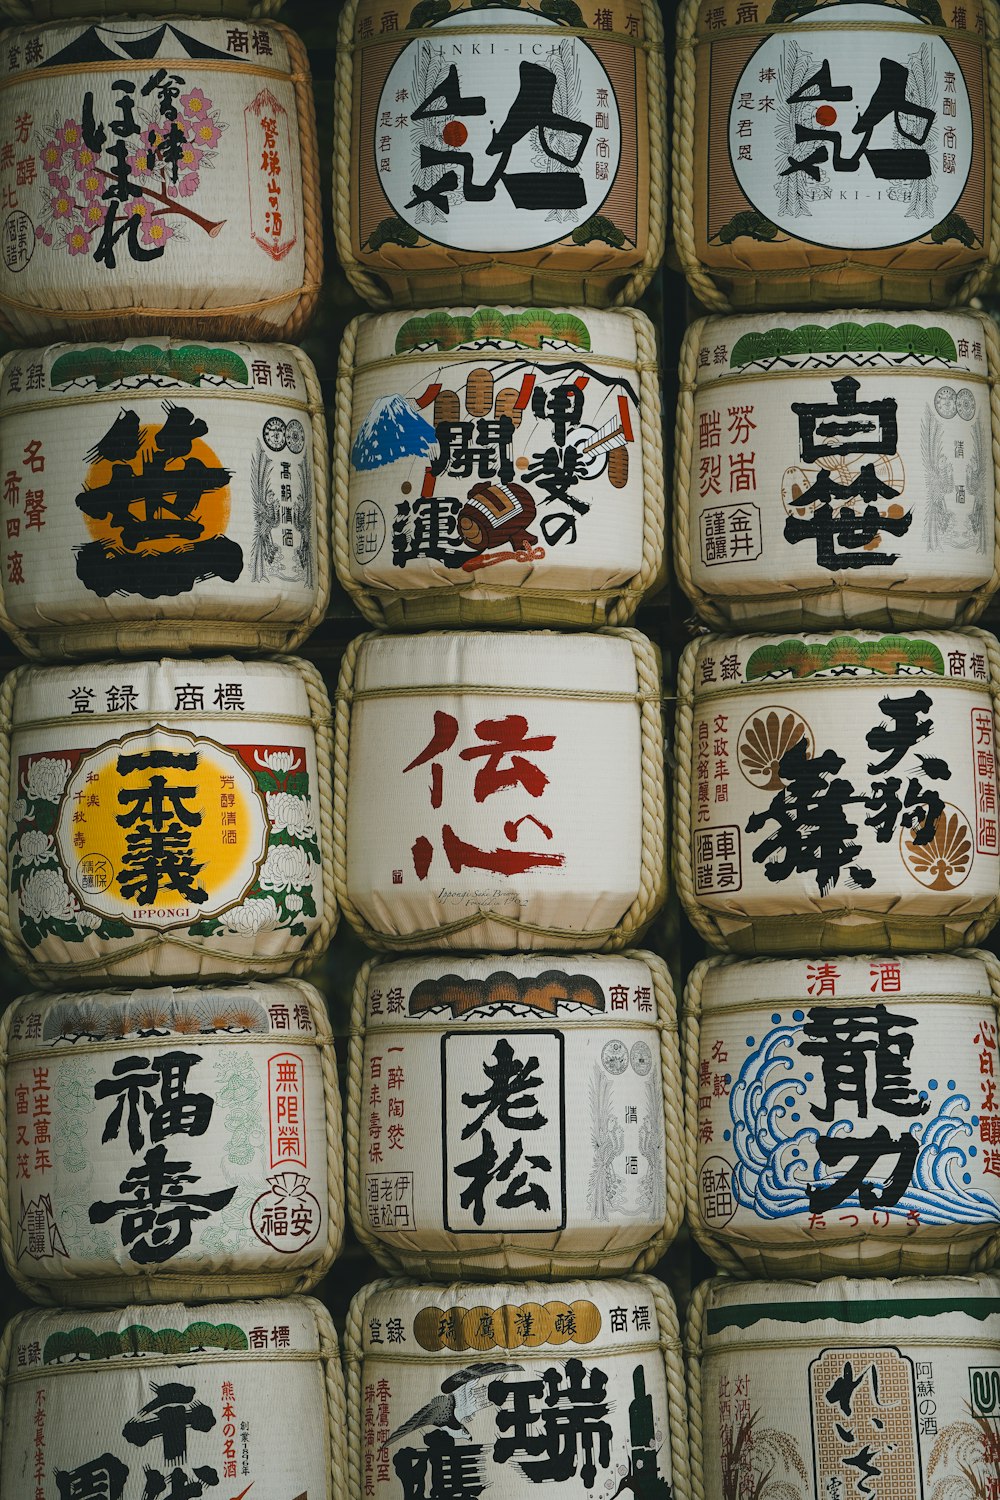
[
  {"left": 48, "top": 344, "right": 251, "bottom": 390},
  {"left": 43, "top": 1321, "right": 250, "bottom": 1364},
  {"left": 394, "top": 308, "right": 592, "bottom": 355},
  {"left": 730, "top": 322, "right": 960, "bottom": 369},
  {"left": 708, "top": 1297, "right": 1000, "bottom": 1334},
  {"left": 745, "top": 636, "right": 947, "bottom": 682}
]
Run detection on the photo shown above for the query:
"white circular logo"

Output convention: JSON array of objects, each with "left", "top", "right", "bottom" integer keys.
[
  {"left": 376, "top": 9, "right": 621, "bottom": 253},
  {"left": 728, "top": 3, "right": 973, "bottom": 250}
]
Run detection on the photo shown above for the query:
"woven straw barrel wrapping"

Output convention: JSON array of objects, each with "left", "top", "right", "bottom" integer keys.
[
  {"left": 675, "top": 309, "right": 1000, "bottom": 630},
  {"left": 674, "top": 0, "right": 999, "bottom": 311},
  {"left": 674, "top": 628, "right": 1000, "bottom": 954},
  {"left": 0, "top": 2, "right": 283, "bottom": 16},
  {"left": 345, "top": 1275, "right": 690, "bottom": 1500},
  {"left": 688, "top": 1273, "right": 1000, "bottom": 1500},
  {"left": 0, "top": 338, "right": 329, "bottom": 659},
  {"left": 335, "top": 306, "right": 665, "bottom": 628},
  {"left": 0, "top": 18, "right": 321, "bottom": 341},
  {"left": 684, "top": 951, "right": 1000, "bottom": 1279},
  {"left": 0, "top": 655, "right": 337, "bottom": 984},
  {"left": 347, "top": 950, "right": 682, "bottom": 1281},
  {"left": 0, "top": 1297, "right": 348, "bottom": 1500},
  {"left": 333, "top": 628, "right": 667, "bottom": 953},
  {"left": 0, "top": 980, "right": 343, "bottom": 1305},
  {"left": 333, "top": 0, "right": 666, "bottom": 310}
]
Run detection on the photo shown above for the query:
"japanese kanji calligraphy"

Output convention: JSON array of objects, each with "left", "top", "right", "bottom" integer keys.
[
  {"left": 0, "top": 339, "right": 320, "bottom": 655},
  {"left": 3, "top": 984, "right": 334, "bottom": 1299},
  {"left": 2, "top": 659, "right": 332, "bottom": 978},
  {"left": 0, "top": 18, "right": 312, "bottom": 337},
  {"left": 682, "top": 0, "right": 990, "bottom": 307},
  {"left": 0, "top": 1301, "right": 340, "bottom": 1500},
  {"left": 681, "top": 630, "right": 1000, "bottom": 952},
  {"left": 339, "top": 630, "right": 662, "bottom": 951},
  {"left": 352, "top": 953, "right": 678, "bottom": 1277},
  {"left": 696, "top": 1277, "right": 1000, "bottom": 1500},
  {"left": 681, "top": 311, "right": 997, "bottom": 630},
  {"left": 343, "top": 307, "right": 656, "bottom": 625},
  {"left": 344, "top": 0, "right": 658, "bottom": 305},
  {"left": 691, "top": 955, "right": 1000, "bottom": 1278},
  {"left": 351, "top": 1279, "right": 680, "bottom": 1499}
]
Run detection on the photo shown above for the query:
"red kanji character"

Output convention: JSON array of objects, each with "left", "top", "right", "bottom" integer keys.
[
  {"left": 403, "top": 710, "right": 459, "bottom": 808},
  {"left": 442, "top": 820, "right": 565, "bottom": 876},
  {"left": 459, "top": 714, "right": 556, "bottom": 802}
]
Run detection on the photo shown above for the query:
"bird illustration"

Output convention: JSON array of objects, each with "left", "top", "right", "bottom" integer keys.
[{"left": 387, "top": 1362, "right": 523, "bottom": 1445}]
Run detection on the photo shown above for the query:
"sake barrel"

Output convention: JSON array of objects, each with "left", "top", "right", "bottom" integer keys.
[
  {"left": 689, "top": 1273, "right": 1000, "bottom": 1500},
  {"left": 334, "top": 629, "right": 666, "bottom": 952},
  {"left": 676, "top": 309, "right": 1000, "bottom": 631},
  {"left": 0, "top": 1297, "right": 347, "bottom": 1500},
  {"left": 347, "top": 950, "right": 682, "bottom": 1280},
  {"left": 0, "top": 338, "right": 329, "bottom": 659},
  {"left": 333, "top": 0, "right": 666, "bottom": 310},
  {"left": 336, "top": 305, "right": 664, "bottom": 629},
  {"left": 685, "top": 951, "right": 1000, "bottom": 1279},
  {"left": 0, "top": 656, "right": 336, "bottom": 984},
  {"left": 0, "top": 18, "right": 320, "bottom": 342},
  {"left": 675, "top": 629, "right": 1000, "bottom": 954},
  {"left": 674, "top": 0, "right": 999, "bottom": 311},
  {"left": 0, "top": 979, "right": 342, "bottom": 1305},
  {"left": 346, "top": 1275, "right": 689, "bottom": 1500}
]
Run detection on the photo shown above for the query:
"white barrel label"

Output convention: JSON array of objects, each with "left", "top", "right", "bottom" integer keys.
[
  {"left": 347, "top": 308, "right": 647, "bottom": 600},
  {"left": 6, "top": 984, "right": 329, "bottom": 1279},
  {"left": 1, "top": 1299, "right": 335, "bottom": 1500},
  {"left": 0, "top": 19, "right": 308, "bottom": 326}
]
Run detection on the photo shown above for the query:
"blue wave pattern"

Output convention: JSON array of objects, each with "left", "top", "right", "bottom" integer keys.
[{"left": 729, "top": 1024, "right": 1000, "bottom": 1226}]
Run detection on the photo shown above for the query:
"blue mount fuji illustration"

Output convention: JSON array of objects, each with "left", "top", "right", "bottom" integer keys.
[{"left": 352, "top": 395, "right": 437, "bottom": 472}]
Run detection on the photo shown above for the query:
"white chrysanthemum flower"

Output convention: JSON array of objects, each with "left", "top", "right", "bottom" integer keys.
[
  {"left": 17, "top": 830, "right": 54, "bottom": 867},
  {"left": 258, "top": 843, "right": 312, "bottom": 892},
  {"left": 221, "top": 895, "right": 281, "bottom": 936},
  {"left": 19, "top": 868, "right": 76, "bottom": 924},
  {"left": 256, "top": 749, "right": 302, "bottom": 777},
  {"left": 265, "top": 791, "right": 315, "bottom": 839},
  {"left": 22, "top": 757, "right": 71, "bottom": 804}
]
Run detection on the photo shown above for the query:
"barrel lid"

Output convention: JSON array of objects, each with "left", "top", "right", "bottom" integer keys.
[
  {"left": 350, "top": 630, "right": 644, "bottom": 698},
  {"left": 696, "top": 952, "right": 996, "bottom": 1011},
  {"left": 0, "top": 16, "right": 292, "bottom": 72}
]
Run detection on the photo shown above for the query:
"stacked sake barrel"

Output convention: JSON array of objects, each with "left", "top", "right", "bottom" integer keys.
[
  {"left": 0, "top": 13, "right": 349, "bottom": 1496},
  {"left": 331, "top": 1, "right": 691, "bottom": 1494},
  {"left": 673, "top": 3, "right": 1000, "bottom": 1497}
]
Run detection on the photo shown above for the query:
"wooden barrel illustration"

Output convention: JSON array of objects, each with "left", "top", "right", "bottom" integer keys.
[
  {"left": 0, "top": 1297, "right": 347, "bottom": 1500},
  {"left": 674, "top": 0, "right": 998, "bottom": 311},
  {"left": 685, "top": 952, "right": 1000, "bottom": 1279},
  {"left": 0, "top": 18, "right": 320, "bottom": 342},
  {"left": 335, "top": 306, "right": 664, "bottom": 628},
  {"left": 334, "top": 629, "right": 666, "bottom": 954},
  {"left": 346, "top": 1275, "right": 688, "bottom": 1500},
  {"left": 675, "top": 629, "right": 1000, "bottom": 955},
  {"left": 0, "top": 655, "right": 336, "bottom": 984},
  {"left": 1, "top": 979, "right": 342, "bottom": 1305},
  {"left": 690, "top": 1273, "right": 1000, "bottom": 1500},
  {"left": 677, "top": 309, "right": 1000, "bottom": 631},
  {"left": 347, "top": 951, "right": 682, "bottom": 1280},
  {"left": 0, "top": 338, "right": 328, "bottom": 659},
  {"left": 333, "top": 0, "right": 666, "bottom": 309}
]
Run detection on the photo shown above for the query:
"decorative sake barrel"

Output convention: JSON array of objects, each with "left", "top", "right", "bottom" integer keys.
[
  {"left": 686, "top": 951, "right": 1000, "bottom": 1279},
  {"left": 0, "top": 338, "right": 328, "bottom": 659},
  {"left": 0, "top": 18, "right": 320, "bottom": 342},
  {"left": 348, "top": 951, "right": 682, "bottom": 1280},
  {"left": 690, "top": 1273, "right": 1000, "bottom": 1500},
  {"left": 346, "top": 1275, "right": 688, "bottom": 1500},
  {"left": 1, "top": 979, "right": 342, "bottom": 1305},
  {"left": 0, "top": 656, "right": 336, "bottom": 985},
  {"left": 676, "top": 309, "right": 1000, "bottom": 631},
  {"left": 333, "top": 0, "right": 666, "bottom": 310},
  {"left": 675, "top": 629, "right": 1000, "bottom": 954},
  {"left": 336, "top": 306, "right": 664, "bottom": 628},
  {"left": 674, "top": 0, "right": 999, "bottom": 311},
  {"left": 0, "top": 1297, "right": 347, "bottom": 1500},
  {"left": 334, "top": 629, "right": 666, "bottom": 952}
]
